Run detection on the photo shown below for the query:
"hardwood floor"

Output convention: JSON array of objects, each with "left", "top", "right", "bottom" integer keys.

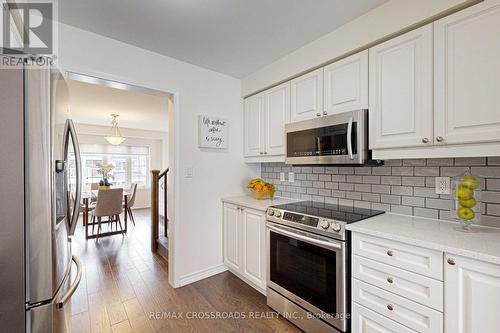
[{"left": 71, "top": 208, "right": 301, "bottom": 333}]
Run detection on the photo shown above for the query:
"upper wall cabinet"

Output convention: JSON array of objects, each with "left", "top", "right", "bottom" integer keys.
[
  {"left": 434, "top": 0, "right": 500, "bottom": 146},
  {"left": 244, "top": 93, "right": 264, "bottom": 157},
  {"left": 290, "top": 68, "right": 324, "bottom": 122},
  {"left": 324, "top": 50, "right": 368, "bottom": 115},
  {"left": 264, "top": 82, "right": 290, "bottom": 156},
  {"left": 244, "top": 82, "right": 290, "bottom": 161},
  {"left": 369, "top": 24, "right": 434, "bottom": 150}
]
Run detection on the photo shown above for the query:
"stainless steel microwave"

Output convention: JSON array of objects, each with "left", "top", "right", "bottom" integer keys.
[{"left": 285, "top": 109, "right": 368, "bottom": 165}]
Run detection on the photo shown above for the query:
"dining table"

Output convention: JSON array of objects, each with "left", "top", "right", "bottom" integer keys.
[{"left": 81, "top": 189, "right": 129, "bottom": 240}]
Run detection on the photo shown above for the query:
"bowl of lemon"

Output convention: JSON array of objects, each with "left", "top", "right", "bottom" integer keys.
[{"left": 452, "top": 172, "right": 482, "bottom": 231}]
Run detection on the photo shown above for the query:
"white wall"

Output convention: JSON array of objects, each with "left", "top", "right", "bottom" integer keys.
[
  {"left": 56, "top": 123, "right": 167, "bottom": 208},
  {"left": 57, "top": 23, "right": 260, "bottom": 286},
  {"left": 241, "top": 0, "right": 478, "bottom": 96}
]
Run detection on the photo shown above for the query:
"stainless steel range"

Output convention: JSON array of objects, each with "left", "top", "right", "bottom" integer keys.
[{"left": 265, "top": 201, "right": 384, "bottom": 333}]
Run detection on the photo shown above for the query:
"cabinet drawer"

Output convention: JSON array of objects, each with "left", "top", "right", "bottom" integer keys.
[
  {"left": 353, "top": 255, "right": 443, "bottom": 311},
  {"left": 352, "top": 233, "right": 443, "bottom": 280},
  {"left": 353, "top": 279, "right": 443, "bottom": 333},
  {"left": 352, "top": 302, "right": 418, "bottom": 333}
]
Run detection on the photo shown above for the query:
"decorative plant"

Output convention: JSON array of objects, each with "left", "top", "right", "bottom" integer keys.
[{"left": 95, "top": 163, "right": 115, "bottom": 186}]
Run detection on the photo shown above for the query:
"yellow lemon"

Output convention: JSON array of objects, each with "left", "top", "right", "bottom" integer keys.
[
  {"left": 455, "top": 186, "right": 473, "bottom": 200},
  {"left": 457, "top": 207, "right": 475, "bottom": 221},
  {"left": 459, "top": 198, "right": 476, "bottom": 208},
  {"left": 460, "top": 176, "right": 479, "bottom": 190}
]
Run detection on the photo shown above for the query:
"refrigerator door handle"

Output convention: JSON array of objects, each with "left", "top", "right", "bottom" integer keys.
[
  {"left": 63, "top": 119, "right": 82, "bottom": 236},
  {"left": 56, "top": 255, "right": 82, "bottom": 309}
]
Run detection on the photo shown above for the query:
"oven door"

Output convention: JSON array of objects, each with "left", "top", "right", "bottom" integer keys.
[
  {"left": 285, "top": 109, "right": 366, "bottom": 165},
  {"left": 266, "top": 222, "right": 347, "bottom": 332}
]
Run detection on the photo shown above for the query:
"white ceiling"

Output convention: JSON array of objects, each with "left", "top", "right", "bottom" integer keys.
[
  {"left": 63, "top": 80, "right": 169, "bottom": 132},
  {"left": 59, "top": 0, "right": 388, "bottom": 78}
]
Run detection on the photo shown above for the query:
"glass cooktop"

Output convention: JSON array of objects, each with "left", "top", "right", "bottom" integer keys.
[{"left": 271, "top": 201, "right": 385, "bottom": 224}]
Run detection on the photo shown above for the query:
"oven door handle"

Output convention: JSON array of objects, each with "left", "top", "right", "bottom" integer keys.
[
  {"left": 267, "top": 224, "right": 342, "bottom": 250},
  {"left": 347, "top": 116, "right": 354, "bottom": 160}
]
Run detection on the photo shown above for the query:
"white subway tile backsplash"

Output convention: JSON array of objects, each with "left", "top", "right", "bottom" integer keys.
[{"left": 262, "top": 157, "right": 500, "bottom": 227}]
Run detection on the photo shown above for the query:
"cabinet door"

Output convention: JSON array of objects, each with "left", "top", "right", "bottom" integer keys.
[
  {"left": 445, "top": 254, "right": 500, "bottom": 333},
  {"left": 290, "top": 68, "right": 324, "bottom": 122},
  {"left": 223, "top": 204, "right": 241, "bottom": 272},
  {"left": 324, "top": 50, "right": 368, "bottom": 115},
  {"left": 264, "top": 82, "right": 290, "bottom": 156},
  {"left": 241, "top": 207, "right": 266, "bottom": 290},
  {"left": 244, "top": 94, "right": 264, "bottom": 157},
  {"left": 369, "top": 24, "right": 433, "bottom": 149},
  {"left": 434, "top": 1, "right": 500, "bottom": 145}
]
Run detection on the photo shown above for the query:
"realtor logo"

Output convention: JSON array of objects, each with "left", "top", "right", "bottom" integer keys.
[{"left": 2, "top": 1, "right": 54, "bottom": 55}]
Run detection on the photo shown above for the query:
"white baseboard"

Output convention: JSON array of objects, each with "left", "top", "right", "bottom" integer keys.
[{"left": 178, "top": 264, "right": 228, "bottom": 287}]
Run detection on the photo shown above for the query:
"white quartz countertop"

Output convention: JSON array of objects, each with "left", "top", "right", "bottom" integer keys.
[
  {"left": 221, "top": 195, "right": 299, "bottom": 211},
  {"left": 347, "top": 213, "right": 500, "bottom": 265}
]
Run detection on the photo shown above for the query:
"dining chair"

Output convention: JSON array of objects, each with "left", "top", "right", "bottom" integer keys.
[
  {"left": 90, "top": 183, "right": 99, "bottom": 203},
  {"left": 91, "top": 188, "right": 123, "bottom": 239},
  {"left": 124, "top": 183, "right": 138, "bottom": 226}
]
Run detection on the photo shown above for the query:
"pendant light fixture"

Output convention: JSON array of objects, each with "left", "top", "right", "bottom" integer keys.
[{"left": 104, "top": 114, "right": 126, "bottom": 145}]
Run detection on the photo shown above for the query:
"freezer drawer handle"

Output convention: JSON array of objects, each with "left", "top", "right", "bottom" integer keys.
[{"left": 56, "top": 255, "right": 82, "bottom": 309}]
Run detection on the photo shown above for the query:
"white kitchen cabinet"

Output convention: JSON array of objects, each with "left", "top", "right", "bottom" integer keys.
[
  {"left": 324, "top": 50, "right": 368, "bottom": 115},
  {"left": 241, "top": 207, "right": 266, "bottom": 291},
  {"left": 290, "top": 68, "right": 324, "bottom": 122},
  {"left": 244, "top": 82, "right": 289, "bottom": 161},
  {"left": 352, "top": 302, "right": 417, "bottom": 333},
  {"left": 223, "top": 203, "right": 241, "bottom": 272},
  {"left": 243, "top": 93, "right": 264, "bottom": 157},
  {"left": 444, "top": 254, "right": 500, "bottom": 333},
  {"left": 264, "top": 82, "right": 290, "bottom": 156},
  {"left": 369, "top": 24, "right": 434, "bottom": 149},
  {"left": 434, "top": 0, "right": 500, "bottom": 146},
  {"left": 222, "top": 202, "right": 267, "bottom": 294}
]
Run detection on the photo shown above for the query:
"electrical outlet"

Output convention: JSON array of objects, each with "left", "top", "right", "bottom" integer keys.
[
  {"left": 279, "top": 172, "right": 285, "bottom": 182},
  {"left": 435, "top": 177, "right": 450, "bottom": 194},
  {"left": 185, "top": 167, "right": 193, "bottom": 178},
  {"left": 288, "top": 172, "right": 294, "bottom": 183}
]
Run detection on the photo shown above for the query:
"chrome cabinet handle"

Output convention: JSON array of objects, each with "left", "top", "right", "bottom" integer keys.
[
  {"left": 387, "top": 250, "right": 394, "bottom": 257},
  {"left": 264, "top": 151, "right": 268, "bottom": 155},
  {"left": 422, "top": 138, "right": 430, "bottom": 143},
  {"left": 387, "top": 277, "right": 394, "bottom": 284},
  {"left": 387, "top": 304, "right": 394, "bottom": 311},
  {"left": 436, "top": 136, "right": 444, "bottom": 142},
  {"left": 323, "top": 111, "right": 328, "bottom": 116},
  {"left": 347, "top": 116, "right": 354, "bottom": 160},
  {"left": 56, "top": 255, "right": 82, "bottom": 309},
  {"left": 259, "top": 152, "right": 263, "bottom": 155},
  {"left": 316, "top": 112, "right": 321, "bottom": 117},
  {"left": 447, "top": 258, "right": 456, "bottom": 265}
]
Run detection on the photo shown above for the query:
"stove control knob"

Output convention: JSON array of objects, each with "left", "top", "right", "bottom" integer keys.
[
  {"left": 268, "top": 209, "right": 274, "bottom": 216},
  {"left": 274, "top": 210, "right": 282, "bottom": 218},
  {"left": 319, "top": 219, "right": 330, "bottom": 230},
  {"left": 331, "top": 222, "right": 341, "bottom": 232}
]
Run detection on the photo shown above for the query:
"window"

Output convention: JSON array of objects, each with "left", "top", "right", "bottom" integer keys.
[{"left": 69, "top": 143, "right": 151, "bottom": 191}]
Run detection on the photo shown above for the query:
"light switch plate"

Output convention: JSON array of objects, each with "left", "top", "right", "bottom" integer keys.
[
  {"left": 185, "top": 167, "right": 193, "bottom": 178},
  {"left": 435, "top": 177, "right": 450, "bottom": 194},
  {"left": 288, "top": 172, "right": 294, "bottom": 183},
  {"left": 279, "top": 172, "right": 285, "bottom": 182}
]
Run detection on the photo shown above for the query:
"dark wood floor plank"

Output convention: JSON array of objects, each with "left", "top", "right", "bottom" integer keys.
[{"left": 72, "top": 209, "right": 301, "bottom": 333}]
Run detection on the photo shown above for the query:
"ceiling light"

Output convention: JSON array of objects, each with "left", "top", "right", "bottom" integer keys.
[{"left": 105, "top": 114, "right": 126, "bottom": 145}]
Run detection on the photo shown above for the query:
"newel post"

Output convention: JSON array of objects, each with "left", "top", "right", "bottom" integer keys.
[{"left": 151, "top": 169, "right": 160, "bottom": 252}]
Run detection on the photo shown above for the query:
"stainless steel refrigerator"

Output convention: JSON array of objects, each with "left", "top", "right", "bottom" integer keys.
[{"left": 0, "top": 56, "right": 83, "bottom": 332}]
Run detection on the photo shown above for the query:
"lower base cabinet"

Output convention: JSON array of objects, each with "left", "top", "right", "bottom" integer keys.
[
  {"left": 444, "top": 254, "right": 500, "bottom": 333},
  {"left": 351, "top": 231, "right": 500, "bottom": 333},
  {"left": 223, "top": 202, "right": 266, "bottom": 294}
]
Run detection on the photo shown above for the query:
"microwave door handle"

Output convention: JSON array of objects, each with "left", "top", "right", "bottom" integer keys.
[{"left": 347, "top": 116, "right": 353, "bottom": 160}]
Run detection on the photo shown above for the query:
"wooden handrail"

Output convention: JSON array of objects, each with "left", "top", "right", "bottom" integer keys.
[{"left": 151, "top": 168, "right": 169, "bottom": 253}]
